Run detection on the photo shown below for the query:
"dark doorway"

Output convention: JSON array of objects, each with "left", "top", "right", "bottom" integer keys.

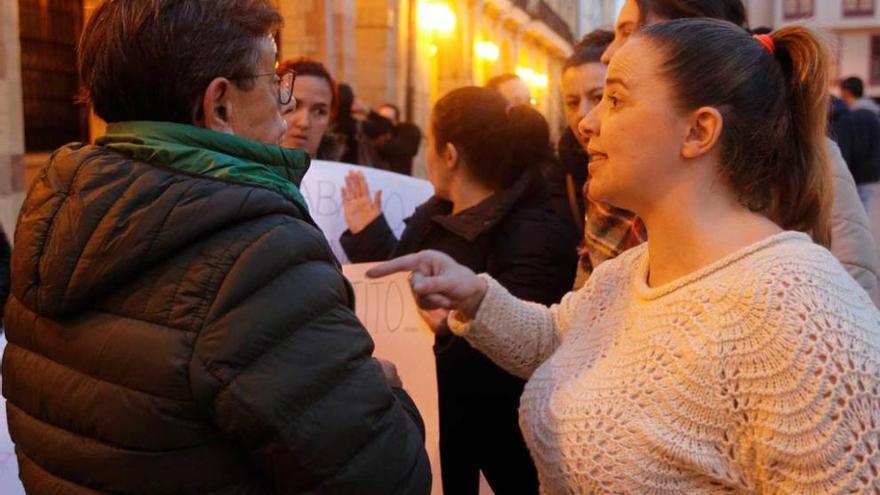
[{"left": 18, "top": 0, "right": 87, "bottom": 152}]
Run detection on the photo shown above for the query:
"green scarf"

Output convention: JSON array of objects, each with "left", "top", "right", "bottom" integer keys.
[{"left": 97, "top": 121, "right": 310, "bottom": 211}]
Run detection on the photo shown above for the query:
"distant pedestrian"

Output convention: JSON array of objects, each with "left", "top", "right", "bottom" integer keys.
[{"left": 842, "top": 76, "right": 880, "bottom": 115}]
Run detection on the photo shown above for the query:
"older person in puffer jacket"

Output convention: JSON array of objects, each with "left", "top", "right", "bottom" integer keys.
[{"left": 1, "top": 1, "right": 431, "bottom": 493}]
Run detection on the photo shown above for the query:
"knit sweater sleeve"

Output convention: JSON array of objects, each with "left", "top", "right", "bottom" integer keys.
[
  {"left": 725, "top": 249, "right": 880, "bottom": 493},
  {"left": 447, "top": 274, "right": 587, "bottom": 379}
]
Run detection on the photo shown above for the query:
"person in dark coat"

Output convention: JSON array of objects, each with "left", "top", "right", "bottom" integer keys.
[
  {"left": 830, "top": 96, "right": 880, "bottom": 187},
  {"left": 379, "top": 122, "right": 423, "bottom": 176},
  {"left": 545, "top": 30, "right": 613, "bottom": 239},
  {"left": 339, "top": 87, "right": 578, "bottom": 495},
  {"left": 333, "top": 84, "right": 395, "bottom": 168},
  {"left": 1, "top": 1, "right": 431, "bottom": 493},
  {"left": 374, "top": 103, "right": 422, "bottom": 175}
]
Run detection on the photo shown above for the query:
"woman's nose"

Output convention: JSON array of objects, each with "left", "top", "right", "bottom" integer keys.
[{"left": 579, "top": 101, "right": 602, "bottom": 140}]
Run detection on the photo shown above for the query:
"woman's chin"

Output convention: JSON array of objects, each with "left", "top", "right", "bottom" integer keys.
[{"left": 281, "top": 136, "right": 308, "bottom": 151}]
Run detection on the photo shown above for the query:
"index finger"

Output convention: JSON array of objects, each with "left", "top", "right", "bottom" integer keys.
[{"left": 366, "top": 253, "right": 423, "bottom": 279}]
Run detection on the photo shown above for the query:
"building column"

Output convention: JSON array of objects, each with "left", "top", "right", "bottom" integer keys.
[
  {"left": 334, "top": 0, "right": 358, "bottom": 86},
  {"left": 0, "top": 0, "right": 25, "bottom": 235},
  {"left": 278, "top": 0, "right": 331, "bottom": 65},
  {"left": 355, "top": 0, "right": 398, "bottom": 107}
]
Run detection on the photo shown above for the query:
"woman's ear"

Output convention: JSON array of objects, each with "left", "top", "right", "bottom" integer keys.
[
  {"left": 444, "top": 142, "right": 459, "bottom": 170},
  {"left": 681, "top": 106, "right": 723, "bottom": 159},
  {"left": 198, "top": 77, "right": 234, "bottom": 134}
]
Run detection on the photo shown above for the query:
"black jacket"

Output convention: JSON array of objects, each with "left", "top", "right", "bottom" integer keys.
[
  {"left": 543, "top": 128, "right": 589, "bottom": 238},
  {"left": 340, "top": 171, "right": 577, "bottom": 362},
  {"left": 3, "top": 143, "right": 431, "bottom": 494},
  {"left": 378, "top": 123, "right": 422, "bottom": 176}
]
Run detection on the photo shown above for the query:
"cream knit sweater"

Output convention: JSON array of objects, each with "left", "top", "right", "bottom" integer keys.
[{"left": 449, "top": 232, "right": 880, "bottom": 494}]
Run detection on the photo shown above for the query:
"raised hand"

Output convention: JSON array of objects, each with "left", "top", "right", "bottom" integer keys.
[
  {"left": 341, "top": 170, "right": 382, "bottom": 234},
  {"left": 367, "top": 250, "right": 488, "bottom": 319}
]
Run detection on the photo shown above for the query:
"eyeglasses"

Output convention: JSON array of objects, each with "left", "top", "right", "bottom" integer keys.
[{"left": 230, "top": 69, "right": 295, "bottom": 106}]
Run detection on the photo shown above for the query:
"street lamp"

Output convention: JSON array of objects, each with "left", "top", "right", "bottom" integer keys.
[{"left": 418, "top": 1, "right": 456, "bottom": 36}]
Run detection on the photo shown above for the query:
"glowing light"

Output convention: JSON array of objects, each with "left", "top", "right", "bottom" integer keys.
[
  {"left": 475, "top": 41, "right": 500, "bottom": 61},
  {"left": 418, "top": 1, "right": 456, "bottom": 36},
  {"left": 515, "top": 66, "right": 536, "bottom": 84},
  {"left": 532, "top": 73, "right": 549, "bottom": 88},
  {"left": 430, "top": 44, "right": 438, "bottom": 56},
  {"left": 516, "top": 66, "right": 549, "bottom": 89}
]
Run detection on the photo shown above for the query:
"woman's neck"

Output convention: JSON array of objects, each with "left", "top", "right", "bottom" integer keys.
[
  {"left": 639, "top": 178, "right": 783, "bottom": 288},
  {"left": 449, "top": 176, "right": 496, "bottom": 215}
]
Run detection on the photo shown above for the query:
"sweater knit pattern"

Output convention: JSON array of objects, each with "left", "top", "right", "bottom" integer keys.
[{"left": 449, "top": 232, "right": 880, "bottom": 494}]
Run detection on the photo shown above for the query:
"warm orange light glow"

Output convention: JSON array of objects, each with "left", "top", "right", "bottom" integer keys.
[
  {"left": 475, "top": 41, "right": 500, "bottom": 61},
  {"left": 516, "top": 66, "right": 549, "bottom": 89},
  {"left": 418, "top": 1, "right": 456, "bottom": 36}
]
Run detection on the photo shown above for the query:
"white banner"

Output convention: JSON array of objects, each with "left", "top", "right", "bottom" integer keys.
[
  {"left": 301, "top": 161, "right": 435, "bottom": 263},
  {"left": 341, "top": 263, "right": 442, "bottom": 495}
]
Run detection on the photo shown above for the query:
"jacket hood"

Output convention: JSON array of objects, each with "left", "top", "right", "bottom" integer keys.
[{"left": 12, "top": 139, "right": 304, "bottom": 318}]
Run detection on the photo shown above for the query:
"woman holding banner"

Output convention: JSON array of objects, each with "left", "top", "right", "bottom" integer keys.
[{"left": 340, "top": 87, "right": 578, "bottom": 494}]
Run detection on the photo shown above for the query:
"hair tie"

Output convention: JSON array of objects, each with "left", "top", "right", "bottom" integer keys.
[{"left": 753, "top": 34, "right": 775, "bottom": 55}]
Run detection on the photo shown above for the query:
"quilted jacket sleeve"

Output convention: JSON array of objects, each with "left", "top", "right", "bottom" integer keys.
[{"left": 189, "top": 216, "right": 431, "bottom": 494}]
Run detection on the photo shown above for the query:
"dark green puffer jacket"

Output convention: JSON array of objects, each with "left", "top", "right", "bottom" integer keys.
[{"left": 2, "top": 122, "right": 431, "bottom": 494}]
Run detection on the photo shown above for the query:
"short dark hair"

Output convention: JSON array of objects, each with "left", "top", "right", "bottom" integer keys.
[
  {"left": 842, "top": 76, "right": 865, "bottom": 98},
  {"left": 485, "top": 74, "right": 522, "bottom": 92},
  {"left": 336, "top": 83, "right": 355, "bottom": 120},
  {"left": 642, "top": 19, "right": 831, "bottom": 245},
  {"left": 277, "top": 58, "right": 338, "bottom": 120},
  {"left": 563, "top": 29, "right": 614, "bottom": 73},
  {"left": 637, "top": 0, "right": 747, "bottom": 27},
  {"left": 79, "top": 0, "right": 283, "bottom": 124},
  {"left": 432, "top": 87, "right": 552, "bottom": 189}
]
